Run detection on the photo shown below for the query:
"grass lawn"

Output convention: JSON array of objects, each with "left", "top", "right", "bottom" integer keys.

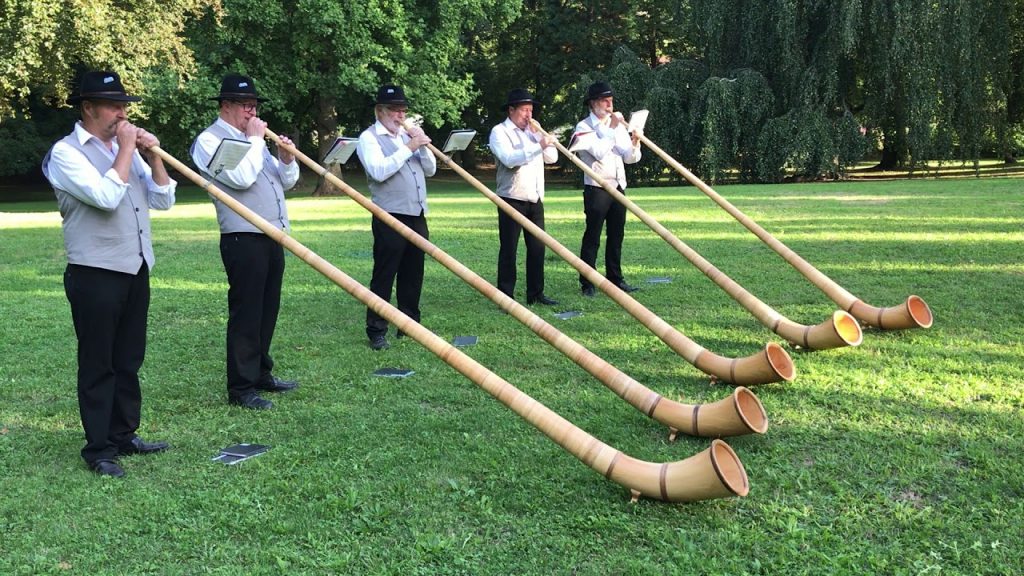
[{"left": 1, "top": 172, "right": 1021, "bottom": 574}]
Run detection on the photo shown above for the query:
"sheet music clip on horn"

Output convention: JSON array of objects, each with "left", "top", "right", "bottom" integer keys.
[
  {"left": 323, "top": 136, "right": 359, "bottom": 165},
  {"left": 442, "top": 129, "right": 476, "bottom": 154},
  {"left": 207, "top": 137, "right": 252, "bottom": 177}
]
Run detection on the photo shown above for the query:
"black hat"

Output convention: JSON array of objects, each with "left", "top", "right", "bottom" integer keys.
[
  {"left": 210, "top": 73, "right": 269, "bottom": 102},
  {"left": 504, "top": 88, "right": 538, "bottom": 109},
  {"left": 584, "top": 81, "right": 614, "bottom": 103},
  {"left": 67, "top": 71, "right": 141, "bottom": 104},
  {"left": 375, "top": 84, "right": 408, "bottom": 106}
]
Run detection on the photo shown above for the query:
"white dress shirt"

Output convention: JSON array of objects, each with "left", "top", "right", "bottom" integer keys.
[
  {"left": 45, "top": 122, "right": 175, "bottom": 211},
  {"left": 489, "top": 118, "right": 557, "bottom": 202},
  {"left": 356, "top": 121, "right": 437, "bottom": 182},
  {"left": 191, "top": 117, "right": 299, "bottom": 189}
]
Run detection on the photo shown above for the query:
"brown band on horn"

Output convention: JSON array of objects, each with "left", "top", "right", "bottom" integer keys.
[
  {"left": 580, "top": 437, "right": 602, "bottom": 467},
  {"left": 659, "top": 463, "right": 670, "bottom": 500},
  {"left": 729, "top": 358, "right": 738, "bottom": 384},
  {"left": 802, "top": 325, "right": 811, "bottom": 349},
  {"left": 691, "top": 405, "right": 700, "bottom": 436},
  {"left": 876, "top": 307, "right": 887, "bottom": 330},
  {"left": 604, "top": 452, "right": 623, "bottom": 479},
  {"left": 770, "top": 318, "right": 782, "bottom": 332},
  {"left": 646, "top": 395, "right": 663, "bottom": 417}
]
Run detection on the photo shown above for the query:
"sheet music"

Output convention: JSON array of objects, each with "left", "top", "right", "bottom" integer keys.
[
  {"left": 207, "top": 138, "right": 251, "bottom": 174},
  {"left": 628, "top": 110, "right": 649, "bottom": 133},
  {"left": 568, "top": 130, "right": 596, "bottom": 153},
  {"left": 323, "top": 137, "right": 359, "bottom": 165},
  {"left": 442, "top": 129, "right": 477, "bottom": 153}
]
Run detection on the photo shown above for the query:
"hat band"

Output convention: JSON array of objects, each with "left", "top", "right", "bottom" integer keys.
[{"left": 79, "top": 91, "right": 133, "bottom": 98}]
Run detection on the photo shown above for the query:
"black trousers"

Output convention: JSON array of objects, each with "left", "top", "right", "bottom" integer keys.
[
  {"left": 497, "top": 198, "right": 546, "bottom": 301},
  {"left": 579, "top": 184, "right": 627, "bottom": 289},
  {"left": 64, "top": 263, "right": 148, "bottom": 464},
  {"left": 220, "top": 233, "right": 284, "bottom": 399},
  {"left": 366, "top": 213, "right": 428, "bottom": 339}
]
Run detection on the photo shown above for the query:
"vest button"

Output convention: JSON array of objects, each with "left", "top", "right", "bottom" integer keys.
[
  {"left": 135, "top": 207, "right": 140, "bottom": 212},
  {"left": 139, "top": 229, "right": 143, "bottom": 234},
  {"left": 138, "top": 252, "right": 143, "bottom": 257}
]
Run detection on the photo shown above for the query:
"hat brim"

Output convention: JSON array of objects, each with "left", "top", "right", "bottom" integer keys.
[
  {"left": 375, "top": 99, "right": 409, "bottom": 107},
  {"left": 67, "top": 94, "right": 142, "bottom": 105},
  {"left": 210, "top": 93, "right": 270, "bottom": 103},
  {"left": 584, "top": 91, "right": 614, "bottom": 103},
  {"left": 504, "top": 98, "right": 538, "bottom": 108}
]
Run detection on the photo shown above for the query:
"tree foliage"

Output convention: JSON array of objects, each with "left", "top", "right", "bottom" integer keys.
[{"left": 2, "top": 0, "right": 1023, "bottom": 184}]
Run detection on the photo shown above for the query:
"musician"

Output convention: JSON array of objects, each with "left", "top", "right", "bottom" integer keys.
[
  {"left": 191, "top": 73, "right": 300, "bottom": 410},
  {"left": 356, "top": 84, "right": 436, "bottom": 351},
  {"left": 42, "top": 70, "right": 175, "bottom": 477},
  {"left": 573, "top": 81, "right": 642, "bottom": 297},
  {"left": 489, "top": 88, "right": 559, "bottom": 306}
]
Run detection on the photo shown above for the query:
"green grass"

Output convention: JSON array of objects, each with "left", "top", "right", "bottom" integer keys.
[{"left": 1, "top": 175, "right": 1022, "bottom": 575}]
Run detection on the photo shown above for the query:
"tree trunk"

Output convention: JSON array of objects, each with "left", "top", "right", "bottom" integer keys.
[{"left": 313, "top": 93, "right": 344, "bottom": 197}]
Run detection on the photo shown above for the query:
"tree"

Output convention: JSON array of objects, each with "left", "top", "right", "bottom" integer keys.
[{"left": 155, "top": 0, "right": 518, "bottom": 195}]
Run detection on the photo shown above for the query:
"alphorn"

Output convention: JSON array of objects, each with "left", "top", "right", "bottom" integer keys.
[
  {"left": 636, "top": 133, "right": 933, "bottom": 330},
  {"left": 532, "top": 119, "right": 863, "bottom": 351},
  {"left": 149, "top": 143, "right": 750, "bottom": 502},
  {"left": 270, "top": 128, "right": 767, "bottom": 436},
  {"left": 407, "top": 124, "right": 793, "bottom": 388}
]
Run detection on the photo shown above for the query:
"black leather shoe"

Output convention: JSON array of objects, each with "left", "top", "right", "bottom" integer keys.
[
  {"left": 581, "top": 285, "right": 596, "bottom": 297},
  {"left": 229, "top": 393, "right": 273, "bottom": 410},
  {"left": 370, "top": 335, "right": 390, "bottom": 350},
  {"left": 90, "top": 459, "right": 125, "bottom": 478},
  {"left": 256, "top": 375, "right": 299, "bottom": 393},
  {"left": 118, "top": 436, "right": 170, "bottom": 456},
  {"left": 527, "top": 294, "right": 559, "bottom": 306},
  {"left": 615, "top": 281, "right": 639, "bottom": 293}
]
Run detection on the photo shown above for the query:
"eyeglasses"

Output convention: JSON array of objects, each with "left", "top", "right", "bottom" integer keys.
[{"left": 233, "top": 101, "right": 258, "bottom": 112}]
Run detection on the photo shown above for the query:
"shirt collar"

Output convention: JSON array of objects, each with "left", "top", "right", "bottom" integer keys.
[
  {"left": 215, "top": 117, "right": 245, "bottom": 138},
  {"left": 73, "top": 121, "right": 112, "bottom": 148}
]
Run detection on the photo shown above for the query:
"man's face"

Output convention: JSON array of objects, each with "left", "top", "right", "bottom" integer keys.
[
  {"left": 223, "top": 99, "right": 259, "bottom": 131},
  {"left": 379, "top": 104, "right": 408, "bottom": 133},
  {"left": 82, "top": 100, "right": 129, "bottom": 140},
  {"left": 591, "top": 96, "right": 614, "bottom": 118},
  {"left": 508, "top": 103, "right": 533, "bottom": 131}
]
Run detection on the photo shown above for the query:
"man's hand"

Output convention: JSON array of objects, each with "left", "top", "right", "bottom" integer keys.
[
  {"left": 406, "top": 125, "right": 431, "bottom": 150},
  {"left": 136, "top": 129, "right": 160, "bottom": 159},
  {"left": 245, "top": 116, "right": 267, "bottom": 139},
  {"left": 116, "top": 121, "right": 139, "bottom": 153},
  {"left": 277, "top": 135, "right": 295, "bottom": 164}
]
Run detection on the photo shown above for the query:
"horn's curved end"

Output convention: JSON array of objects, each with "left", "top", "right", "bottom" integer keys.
[
  {"left": 609, "top": 440, "right": 749, "bottom": 502},
  {"left": 849, "top": 295, "right": 933, "bottom": 330},
  {"left": 899, "top": 295, "right": 934, "bottom": 329},
  {"left": 658, "top": 386, "right": 768, "bottom": 437},
  {"left": 763, "top": 342, "right": 797, "bottom": 382},
  {"left": 732, "top": 386, "right": 769, "bottom": 434},
  {"left": 782, "top": 311, "right": 863, "bottom": 350},
  {"left": 664, "top": 439, "right": 749, "bottom": 501},
  {"left": 694, "top": 343, "right": 795, "bottom": 385},
  {"left": 812, "top": 310, "right": 864, "bottom": 349}
]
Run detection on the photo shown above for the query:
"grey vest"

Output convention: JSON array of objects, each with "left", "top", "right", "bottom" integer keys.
[
  {"left": 193, "top": 122, "right": 289, "bottom": 234},
  {"left": 495, "top": 128, "right": 541, "bottom": 202},
  {"left": 42, "top": 133, "right": 152, "bottom": 274},
  {"left": 364, "top": 130, "right": 428, "bottom": 216}
]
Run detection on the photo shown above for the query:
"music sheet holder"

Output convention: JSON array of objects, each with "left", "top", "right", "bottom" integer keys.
[
  {"left": 207, "top": 138, "right": 252, "bottom": 176},
  {"left": 442, "top": 129, "right": 477, "bottom": 154},
  {"left": 323, "top": 137, "right": 359, "bottom": 165},
  {"left": 628, "top": 110, "right": 649, "bottom": 133}
]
